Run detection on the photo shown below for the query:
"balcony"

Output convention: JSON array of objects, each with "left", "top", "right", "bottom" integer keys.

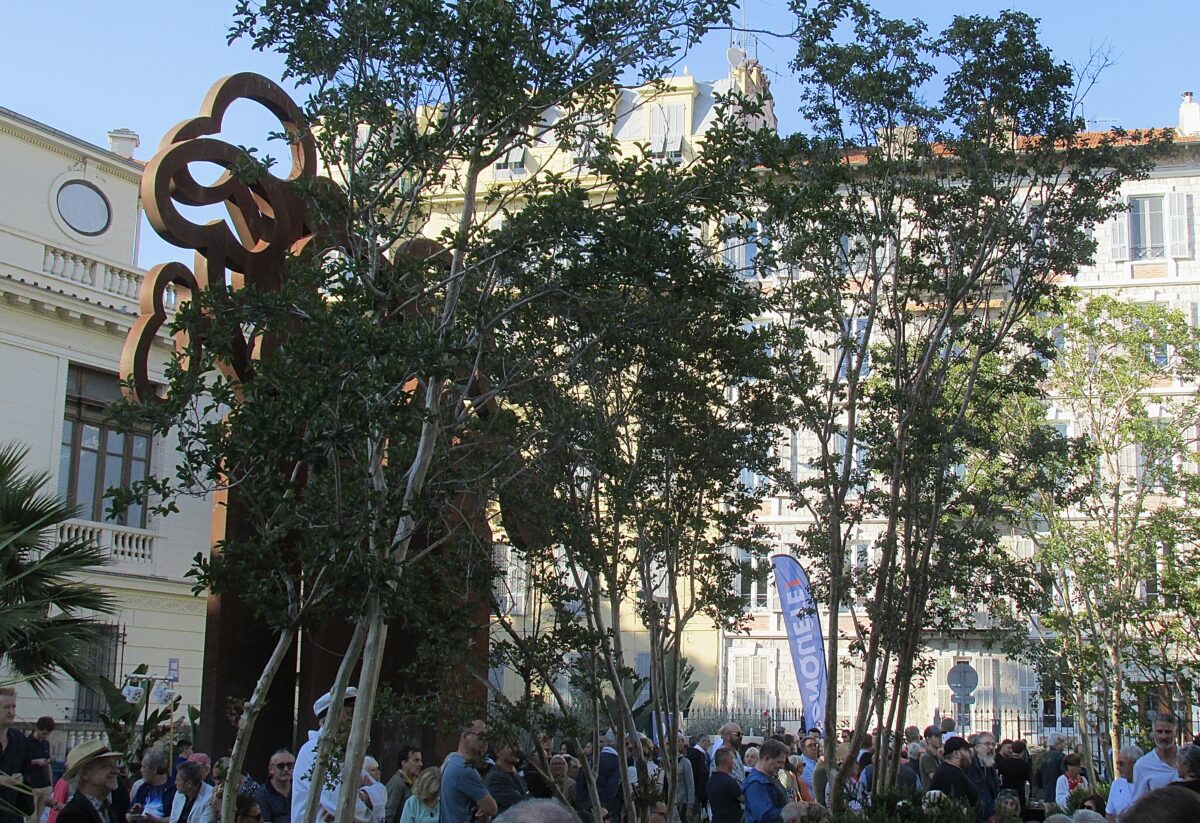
[
  {"left": 40, "top": 245, "right": 176, "bottom": 315},
  {"left": 58, "top": 518, "right": 155, "bottom": 569}
]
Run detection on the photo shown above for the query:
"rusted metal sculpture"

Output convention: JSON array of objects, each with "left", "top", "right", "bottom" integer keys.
[
  {"left": 119, "top": 72, "right": 335, "bottom": 765},
  {"left": 121, "top": 72, "right": 326, "bottom": 400},
  {"left": 120, "top": 72, "right": 491, "bottom": 765}
]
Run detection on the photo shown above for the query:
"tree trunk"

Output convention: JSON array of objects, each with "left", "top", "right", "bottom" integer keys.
[
  {"left": 303, "top": 620, "right": 368, "bottom": 823},
  {"left": 222, "top": 625, "right": 296, "bottom": 823},
  {"left": 334, "top": 597, "right": 389, "bottom": 823}
]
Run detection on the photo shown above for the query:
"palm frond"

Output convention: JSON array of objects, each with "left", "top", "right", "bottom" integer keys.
[{"left": 0, "top": 441, "right": 118, "bottom": 693}]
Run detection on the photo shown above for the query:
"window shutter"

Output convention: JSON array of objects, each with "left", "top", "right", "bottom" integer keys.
[
  {"left": 1110, "top": 211, "right": 1129, "bottom": 262},
  {"left": 665, "top": 103, "right": 687, "bottom": 154},
  {"left": 613, "top": 91, "right": 644, "bottom": 141},
  {"left": 1167, "top": 192, "right": 1190, "bottom": 258},
  {"left": 649, "top": 104, "right": 667, "bottom": 153},
  {"left": 751, "top": 655, "right": 770, "bottom": 708}
]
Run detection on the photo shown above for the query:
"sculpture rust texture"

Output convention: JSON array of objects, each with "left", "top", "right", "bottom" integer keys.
[{"left": 121, "top": 72, "right": 327, "bottom": 399}]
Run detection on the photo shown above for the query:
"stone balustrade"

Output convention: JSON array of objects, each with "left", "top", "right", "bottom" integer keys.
[
  {"left": 41, "top": 245, "right": 176, "bottom": 312},
  {"left": 59, "top": 518, "right": 155, "bottom": 565}
]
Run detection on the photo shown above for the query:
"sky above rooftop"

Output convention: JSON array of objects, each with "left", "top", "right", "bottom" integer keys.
[{"left": 3, "top": 0, "right": 1198, "bottom": 267}]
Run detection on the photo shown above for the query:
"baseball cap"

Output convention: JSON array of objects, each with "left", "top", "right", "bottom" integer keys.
[{"left": 942, "top": 736, "right": 970, "bottom": 757}]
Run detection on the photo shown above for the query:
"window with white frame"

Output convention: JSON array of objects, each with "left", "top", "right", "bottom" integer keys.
[
  {"left": 1110, "top": 192, "right": 1191, "bottom": 261},
  {"left": 832, "top": 430, "right": 868, "bottom": 496},
  {"left": 723, "top": 216, "right": 761, "bottom": 278},
  {"left": 492, "top": 542, "right": 528, "bottom": 615},
  {"left": 837, "top": 317, "right": 871, "bottom": 381},
  {"left": 739, "top": 551, "right": 771, "bottom": 610},
  {"left": 1136, "top": 419, "right": 1174, "bottom": 491},
  {"left": 729, "top": 646, "right": 776, "bottom": 711},
  {"left": 1040, "top": 680, "right": 1074, "bottom": 730}
]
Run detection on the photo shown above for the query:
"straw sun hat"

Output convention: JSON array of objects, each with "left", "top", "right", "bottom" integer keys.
[{"left": 64, "top": 740, "right": 122, "bottom": 780}]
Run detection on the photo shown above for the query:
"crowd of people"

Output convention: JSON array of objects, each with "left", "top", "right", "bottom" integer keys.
[{"left": 4, "top": 685, "right": 1200, "bottom": 823}]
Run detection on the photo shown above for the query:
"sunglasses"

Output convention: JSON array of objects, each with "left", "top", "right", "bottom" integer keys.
[{"left": 272, "top": 763, "right": 294, "bottom": 771}]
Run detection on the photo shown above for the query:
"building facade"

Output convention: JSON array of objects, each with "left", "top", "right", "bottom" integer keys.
[
  {"left": 730, "top": 94, "right": 1200, "bottom": 742},
  {"left": 0, "top": 106, "right": 211, "bottom": 737}
]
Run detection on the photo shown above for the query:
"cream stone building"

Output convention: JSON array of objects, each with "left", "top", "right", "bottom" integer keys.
[
  {"left": 0, "top": 106, "right": 211, "bottom": 740},
  {"left": 734, "top": 93, "right": 1200, "bottom": 739},
  {"left": 462, "top": 57, "right": 776, "bottom": 712}
]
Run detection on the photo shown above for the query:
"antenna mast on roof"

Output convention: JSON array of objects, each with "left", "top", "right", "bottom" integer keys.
[{"left": 727, "top": 0, "right": 749, "bottom": 74}]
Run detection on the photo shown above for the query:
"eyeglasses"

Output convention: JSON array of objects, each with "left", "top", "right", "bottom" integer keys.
[{"left": 272, "top": 763, "right": 294, "bottom": 771}]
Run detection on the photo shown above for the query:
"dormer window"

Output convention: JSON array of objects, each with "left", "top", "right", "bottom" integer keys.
[{"left": 494, "top": 147, "right": 526, "bottom": 179}]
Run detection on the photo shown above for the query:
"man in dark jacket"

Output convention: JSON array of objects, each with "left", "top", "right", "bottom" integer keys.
[
  {"left": 0, "top": 689, "right": 33, "bottom": 823},
  {"left": 685, "top": 735, "right": 710, "bottom": 811},
  {"left": 930, "top": 737, "right": 981, "bottom": 819},
  {"left": 967, "top": 733, "right": 999, "bottom": 820},
  {"left": 576, "top": 733, "right": 622, "bottom": 823},
  {"left": 56, "top": 740, "right": 127, "bottom": 823},
  {"left": 484, "top": 740, "right": 530, "bottom": 813},
  {"left": 707, "top": 748, "right": 743, "bottom": 823},
  {"left": 995, "top": 740, "right": 1031, "bottom": 810},
  {"left": 1040, "top": 733, "right": 1066, "bottom": 802}
]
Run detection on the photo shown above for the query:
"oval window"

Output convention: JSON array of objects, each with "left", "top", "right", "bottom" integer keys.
[{"left": 57, "top": 181, "right": 112, "bottom": 236}]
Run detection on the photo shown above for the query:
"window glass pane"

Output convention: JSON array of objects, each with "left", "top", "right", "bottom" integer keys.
[
  {"left": 105, "top": 430, "right": 124, "bottom": 456},
  {"left": 1131, "top": 196, "right": 1165, "bottom": 259},
  {"left": 132, "top": 434, "right": 149, "bottom": 460},
  {"left": 1148, "top": 197, "right": 1164, "bottom": 252},
  {"left": 127, "top": 500, "right": 145, "bottom": 529},
  {"left": 80, "top": 423, "right": 101, "bottom": 451},
  {"left": 76, "top": 446, "right": 98, "bottom": 518},
  {"left": 59, "top": 420, "right": 75, "bottom": 501},
  {"left": 102, "top": 449, "right": 125, "bottom": 522}
]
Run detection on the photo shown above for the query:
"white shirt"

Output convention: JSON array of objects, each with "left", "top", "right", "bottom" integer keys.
[
  {"left": 1132, "top": 749, "right": 1178, "bottom": 799},
  {"left": 1055, "top": 773, "right": 1087, "bottom": 809},
  {"left": 1105, "top": 777, "right": 1135, "bottom": 817},
  {"left": 292, "top": 729, "right": 388, "bottom": 823}
]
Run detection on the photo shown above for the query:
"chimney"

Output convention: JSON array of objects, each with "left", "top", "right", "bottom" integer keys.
[
  {"left": 1180, "top": 91, "right": 1200, "bottom": 137},
  {"left": 107, "top": 128, "right": 140, "bottom": 159}
]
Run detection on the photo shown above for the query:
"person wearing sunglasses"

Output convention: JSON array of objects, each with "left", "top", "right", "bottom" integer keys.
[{"left": 253, "top": 750, "right": 295, "bottom": 823}]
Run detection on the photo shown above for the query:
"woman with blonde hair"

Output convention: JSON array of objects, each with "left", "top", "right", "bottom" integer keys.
[
  {"left": 399, "top": 767, "right": 440, "bottom": 823},
  {"left": 548, "top": 755, "right": 575, "bottom": 802}
]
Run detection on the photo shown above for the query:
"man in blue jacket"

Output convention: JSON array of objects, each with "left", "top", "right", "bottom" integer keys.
[
  {"left": 576, "top": 731, "right": 623, "bottom": 823},
  {"left": 742, "top": 739, "right": 790, "bottom": 823}
]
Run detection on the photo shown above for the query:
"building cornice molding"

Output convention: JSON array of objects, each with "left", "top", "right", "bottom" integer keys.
[
  {"left": 0, "top": 273, "right": 174, "bottom": 351},
  {"left": 0, "top": 115, "right": 142, "bottom": 185}
]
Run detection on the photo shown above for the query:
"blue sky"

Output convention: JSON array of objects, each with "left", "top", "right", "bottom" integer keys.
[{"left": 3, "top": 1, "right": 1198, "bottom": 267}]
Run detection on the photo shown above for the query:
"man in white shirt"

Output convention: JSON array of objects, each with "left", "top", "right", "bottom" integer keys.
[
  {"left": 292, "top": 687, "right": 387, "bottom": 823},
  {"left": 1105, "top": 745, "right": 1141, "bottom": 823},
  {"left": 1132, "top": 715, "right": 1180, "bottom": 800}
]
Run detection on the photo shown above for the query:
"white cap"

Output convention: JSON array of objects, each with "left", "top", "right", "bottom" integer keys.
[{"left": 314, "top": 686, "right": 358, "bottom": 719}]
